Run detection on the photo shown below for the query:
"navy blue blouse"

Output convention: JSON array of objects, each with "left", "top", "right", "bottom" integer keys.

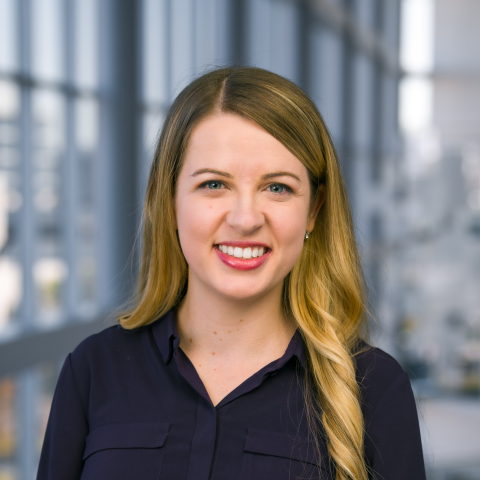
[{"left": 37, "top": 310, "right": 426, "bottom": 480}]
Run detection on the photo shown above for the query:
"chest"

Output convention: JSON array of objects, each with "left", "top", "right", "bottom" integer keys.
[{"left": 82, "top": 352, "right": 333, "bottom": 480}]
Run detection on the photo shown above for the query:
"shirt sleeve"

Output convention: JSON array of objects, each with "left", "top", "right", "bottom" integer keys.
[
  {"left": 37, "top": 353, "right": 88, "bottom": 480},
  {"left": 364, "top": 372, "right": 426, "bottom": 480}
]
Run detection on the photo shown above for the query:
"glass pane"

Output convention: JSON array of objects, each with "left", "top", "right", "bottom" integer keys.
[
  {"left": 31, "top": 0, "right": 65, "bottom": 82},
  {"left": 31, "top": 90, "right": 67, "bottom": 325},
  {"left": 0, "top": 377, "right": 16, "bottom": 480},
  {"left": 36, "top": 363, "right": 59, "bottom": 458},
  {"left": 0, "top": 81, "right": 22, "bottom": 338},
  {"left": 142, "top": 0, "right": 169, "bottom": 104},
  {"left": 73, "top": 0, "right": 98, "bottom": 90},
  {"left": 354, "top": 0, "right": 376, "bottom": 30},
  {"left": 74, "top": 98, "right": 99, "bottom": 312},
  {"left": 139, "top": 110, "right": 164, "bottom": 203},
  {"left": 0, "top": 0, "right": 18, "bottom": 72},
  {"left": 194, "top": 0, "right": 217, "bottom": 70},
  {"left": 270, "top": 0, "right": 299, "bottom": 83},
  {"left": 310, "top": 26, "right": 344, "bottom": 144},
  {"left": 13, "top": 362, "right": 60, "bottom": 479},
  {"left": 171, "top": 0, "right": 194, "bottom": 96},
  {"left": 352, "top": 53, "right": 374, "bottom": 152},
  {"left": 246, "top": 0, "right": 273, "bottom": 70}
]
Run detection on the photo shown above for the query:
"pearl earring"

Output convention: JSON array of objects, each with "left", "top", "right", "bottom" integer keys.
[{"left": 304, "top": 231, "right": 310, "bottom": 239}]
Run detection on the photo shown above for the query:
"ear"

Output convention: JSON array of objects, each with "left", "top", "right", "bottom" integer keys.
[{"left": 306, "top": 184, "right": 326, "bottom": 232}]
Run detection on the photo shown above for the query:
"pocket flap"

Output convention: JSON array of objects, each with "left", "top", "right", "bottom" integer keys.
[
  {"left": 244, "top": 428, "right": 329, "bottom": 469},
  {"left": 83, "top": 422, "right": 170, "bottom": 460}
]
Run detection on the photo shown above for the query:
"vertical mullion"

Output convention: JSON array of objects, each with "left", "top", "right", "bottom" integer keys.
[
  {"left": 166, "top": 0, "right": 172, "bottom": 102},
  {"left": 230, "top": 0, "right": 246, "bottom": 65},
  {"left": 192, "top": 0, "right": 197, "bottom": 72},
  {"left": 96, "top": 0, "right": 114, "bottom": 314},
  {"left": 17, "top": 369, "right": 38, "bottom": 479},
  {"left": 17, "top": 1, "right": 38, "bottom": 478},
  {"left": 297, "top": 0, "right": 311, "bottom": 94},
  {"left": 18, "top": 0, "right": 33, "bottom": 330},
  {"left": 136, "top": 0, "right": 145, "bottom": 266},
  {"left": 341, "top": 31, "right": 355, "bottom": 193},
  {"left": 371, "top": 0, "right": 384, "bottom": 183},
  {"left": 64, "top": 0, "right": 77, "bottom": 320}
]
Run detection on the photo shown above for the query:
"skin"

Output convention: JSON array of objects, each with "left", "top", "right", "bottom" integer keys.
[{"left": 174, "top": 113, "right": 325, "bottom": 406}]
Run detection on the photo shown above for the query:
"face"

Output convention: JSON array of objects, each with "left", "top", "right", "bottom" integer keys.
[{"left": 174, "top": 113, "right": 323, "bottom": 303}]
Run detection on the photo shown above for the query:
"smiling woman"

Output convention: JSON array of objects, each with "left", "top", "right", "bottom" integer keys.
[{"left": 37, "top": 67, "right": 426, "bottom": 480}]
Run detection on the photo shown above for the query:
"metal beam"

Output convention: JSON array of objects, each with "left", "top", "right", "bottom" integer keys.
[
  {"left": 0, "top": 316, "right": 110, "bottom": 378},
  {"left": 308, "top": 0, "right": 400, "bottom": 75}
]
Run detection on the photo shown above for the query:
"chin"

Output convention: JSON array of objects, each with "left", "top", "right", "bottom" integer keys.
[{"left": 213, "top": 279, "right": 280, "bottom": 302}]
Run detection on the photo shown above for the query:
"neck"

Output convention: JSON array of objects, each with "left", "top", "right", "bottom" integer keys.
[{"left": 175, "top": 281, "right": 295, "bottom": 361}]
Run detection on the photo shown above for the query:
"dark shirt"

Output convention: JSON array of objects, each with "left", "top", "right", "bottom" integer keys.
[{"left": 37, "top": 309, "right": 426, "bottom": 480}]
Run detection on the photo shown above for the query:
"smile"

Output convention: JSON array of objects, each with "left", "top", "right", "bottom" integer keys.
[
  {"left": 217, "top": 245, "right": 267, "bottom": 259},
  {"left": 214, "top": 244, "right": 271, "bottom": 270}
]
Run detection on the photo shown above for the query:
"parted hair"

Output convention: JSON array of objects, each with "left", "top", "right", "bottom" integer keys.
[{"left": 119, "top": 67, "right": 370, "bottom": 480}]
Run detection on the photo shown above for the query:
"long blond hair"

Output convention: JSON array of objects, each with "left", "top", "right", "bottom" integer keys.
[{"left": 120, "top": 67, "right": 369, "bottom": 480}]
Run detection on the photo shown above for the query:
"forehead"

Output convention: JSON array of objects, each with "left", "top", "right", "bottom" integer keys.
[{"left": 182, "top": 113, "right": 307, "bottom": 175}]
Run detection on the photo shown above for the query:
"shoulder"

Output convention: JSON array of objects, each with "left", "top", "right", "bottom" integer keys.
[
  {"left": 69, "top": 322, "right": 152, "bottom": 376},
  {"left": 353, "top": 341, "right": 411, "bottom": 420}
]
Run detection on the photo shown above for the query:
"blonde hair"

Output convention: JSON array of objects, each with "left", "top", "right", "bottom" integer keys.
[{"left": 120, "top": 67, "right": 369, "bottom": 480}]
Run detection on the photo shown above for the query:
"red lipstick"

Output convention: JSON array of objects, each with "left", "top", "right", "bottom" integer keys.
[{"left": 214, "top": 245, "right": 271, "bottom": 270}]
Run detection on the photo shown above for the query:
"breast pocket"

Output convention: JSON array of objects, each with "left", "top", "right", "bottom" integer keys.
[
  {"left": 80, "top": 422, "right": 170, "bottom": 480},
  {"left": 240, "top": 428, "right": 332, "bottom": 480}
]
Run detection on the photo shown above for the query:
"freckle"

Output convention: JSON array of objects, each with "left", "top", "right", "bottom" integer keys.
[
  {"left": 214, "top": 369, "right": 216, "bottom": 371},
  {"left": 240, "top": 319, "right": 243, "bottom": 322},
  {"left": 214, "top": 331, "right": 217, "bottom": 334},
  {"left": 228, "top": 330, "right": 231, "bottom": 333},
  {"left": 199, "top": 365, "right": 202, "bottom": 367},
  {"left": 212, "top": 352, "right": 216, "bottom": 355},
  {"left": 237, "top": 329, "right": 239, "bottom": 331},
  {"left": 220, "top": 339, "right": 222, "bottom": 341},
  {"left": 189, "top": 338, "right": 192, "bottom": 343}
]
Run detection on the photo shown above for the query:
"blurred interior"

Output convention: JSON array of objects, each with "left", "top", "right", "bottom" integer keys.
[{"left": 0, "top": 0, "right": 478, "bottom": 479}]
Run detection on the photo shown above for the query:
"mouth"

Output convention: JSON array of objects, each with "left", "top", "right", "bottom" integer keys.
[
  {"left": 214, "top": 243, "right": 271, "bottom": 270},
  {"left": 216, "top": 244, "right": 269, "bottom": 259}
]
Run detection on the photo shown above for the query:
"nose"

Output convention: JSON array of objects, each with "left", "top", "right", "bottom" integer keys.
[{"left": 226, "top": 195, "right": 265, "bottom": 235}]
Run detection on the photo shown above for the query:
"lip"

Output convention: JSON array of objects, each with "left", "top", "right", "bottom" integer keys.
[
  {"left": 216, "top": 240, "right": 270, "bottom": 248},
  {"left": 214, "top": 245, "right": 271, "bottom": 270}
]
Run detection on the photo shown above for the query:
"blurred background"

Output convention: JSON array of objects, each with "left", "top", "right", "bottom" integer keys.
[{"left": 0, "top": 0, "right": 478, "bottom": 478}]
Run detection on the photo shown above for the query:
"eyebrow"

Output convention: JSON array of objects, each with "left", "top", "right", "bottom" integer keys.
[
  {"left": 191, "top": 168, "right": 233, "bottom": 178},
  {"left": 261, "top": 171, "right": 301, "bottom": 182},
  {"left": 191, "top": 168, "right": 301, "bottom": 182}
]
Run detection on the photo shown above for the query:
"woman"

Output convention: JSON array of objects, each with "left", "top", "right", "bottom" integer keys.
[{"left": 38, "top": 67, "right": 425, "bottom": 480}]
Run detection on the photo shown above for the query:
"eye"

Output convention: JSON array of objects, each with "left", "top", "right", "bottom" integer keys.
[
  {"left": 268, "top": 183, "right": 293, "bottom": 194},
  {"left": 200, "top": 180, "right": 224, "bottom": 190}
]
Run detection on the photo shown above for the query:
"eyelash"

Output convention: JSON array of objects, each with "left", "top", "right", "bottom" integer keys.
[{"left": 198, "top": 180, "right": 294, "bottom": 195}]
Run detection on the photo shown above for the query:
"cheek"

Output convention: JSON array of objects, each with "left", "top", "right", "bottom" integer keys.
[
  {"left": 271, "top": 206, "right": 308, "bottom": 256},
  {"left": 175, "top": 197, "right": 219, "bottom": 258}
]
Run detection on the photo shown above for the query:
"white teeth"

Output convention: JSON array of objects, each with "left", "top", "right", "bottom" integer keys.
[{"left": 218, "top": 245, "right": 267, "bottom": 259}]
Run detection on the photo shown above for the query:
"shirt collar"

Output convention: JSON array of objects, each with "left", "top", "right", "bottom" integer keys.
[
  {"left": 151, "top": 309, "right": 180, "bottom": 364},
  {"left": 150, "top": 308, "right": 307, "bottom": 369}
]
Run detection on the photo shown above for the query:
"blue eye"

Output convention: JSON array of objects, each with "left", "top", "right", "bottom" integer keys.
[
  {"left": 269, "top": 184, "right": 291, "bottom": 194},
  {"left": 269, "top": 184, "right": 284, "bottom": 193},
  {"left": 205, "top": 181, "right": 223, "bottom": 190}
]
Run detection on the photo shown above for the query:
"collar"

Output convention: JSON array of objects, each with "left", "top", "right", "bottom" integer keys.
[
  {"left": 150, "top": 309, "right": 307, "bottom": 370},
  {"left": 151, "top": 309, "right": 180, "bottom": 364}
]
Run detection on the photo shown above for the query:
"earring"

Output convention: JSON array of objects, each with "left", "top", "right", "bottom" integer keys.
[{"left": 304, "top": 230, "right": 310, "bottom": 239}]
